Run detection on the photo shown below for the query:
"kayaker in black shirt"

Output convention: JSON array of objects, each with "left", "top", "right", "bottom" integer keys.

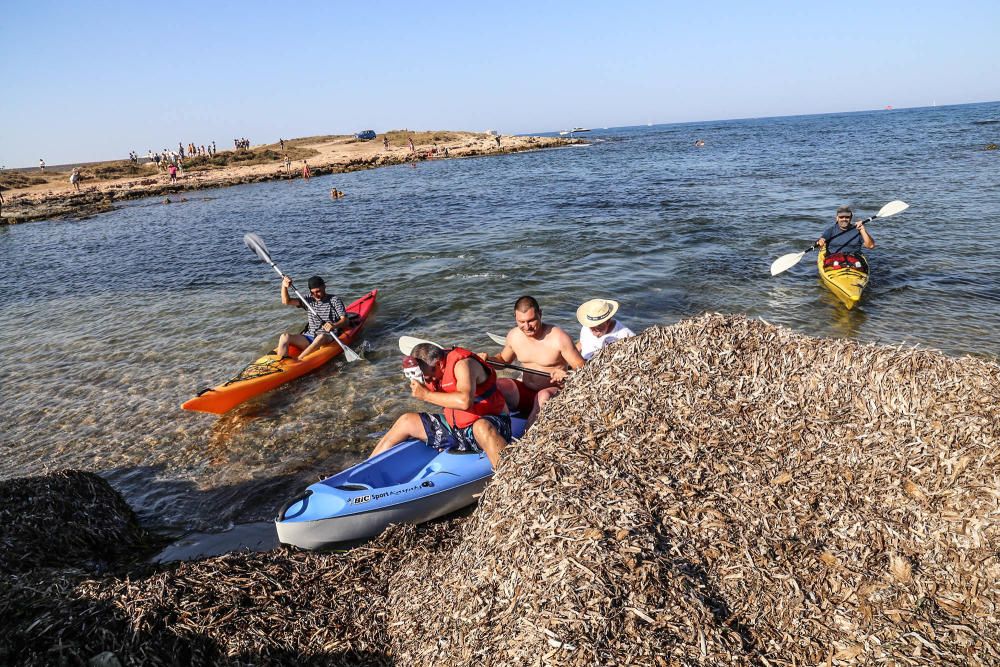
[
  {"left": 817, "top": 205, "right": 875, "bottom": 256},
  {"left": 276, "top": 275, "right": 348, "bottom": 361}
]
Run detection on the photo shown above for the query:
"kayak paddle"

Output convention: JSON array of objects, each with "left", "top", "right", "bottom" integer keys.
[
  {"left": 397, "top": 336, "right": 550, "bottom": 378},
  {"left": 487, "top": 332, "right": 507, "bottom": 346},
  {"left": 244, "top": 233, "right": 361, "bottom": 362},
  {"left": 398, "top": 336, "right": 442, "bottom": 355},
  {"left": 769, "top": 200, "right": 909, "bottom": 276}
]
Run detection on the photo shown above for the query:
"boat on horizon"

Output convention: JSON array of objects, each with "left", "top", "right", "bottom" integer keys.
[{"left": 559, "top": 127, "right": 592, "bottom": 135}]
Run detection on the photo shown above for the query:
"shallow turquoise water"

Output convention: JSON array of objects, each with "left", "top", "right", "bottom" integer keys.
[{"left": 2, "top": 101, "right": 998, "bottom": 533}]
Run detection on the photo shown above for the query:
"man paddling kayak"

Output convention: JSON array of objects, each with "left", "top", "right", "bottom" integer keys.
[
  {"left": 817, "top": 205, "right": 875, "bottom": 259},
  {"left": 484, "top": 296, "right": 585, "bottom": 428},
  {"left": 369, "top": 343, "right": 511, "bottom": 468},
  {"left": 276, "top": 275, "right": 348, "bottom": 361}
]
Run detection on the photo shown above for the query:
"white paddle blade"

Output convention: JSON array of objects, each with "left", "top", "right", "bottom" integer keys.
[
  {"left": 339, "top": 342, "right": 362, "bottom": 362},
  {"left": 398, "top": 336, "right": 442, "bottom": 355},
  {"left": 876, "top": 200, "right": 908, "bottom": 219},
  {"left": 770, "top": 251, "right": 806, "bottom": 276},
  {"left": 486, "top": 332, "right": 507, "bottom": 346},
  {"left": 243, "top": 233, "right": 273, "bottom": 264}
]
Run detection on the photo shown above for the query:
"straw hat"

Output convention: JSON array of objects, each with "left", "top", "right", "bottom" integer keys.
[{"left": 576, "top": 299, "right": 619, "bottom": 327}]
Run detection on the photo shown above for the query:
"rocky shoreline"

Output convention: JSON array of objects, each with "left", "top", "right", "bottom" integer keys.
[
  {"left": 2, "top": 314, "right": 997, "bottom": 666},
  {"left": 0, "top": 133, "right": 582, "bottom": 224}
]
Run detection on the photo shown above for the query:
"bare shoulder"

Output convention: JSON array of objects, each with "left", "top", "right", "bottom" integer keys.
[{"left": 544, "top": 324, "right": 574, "bottom": 346}]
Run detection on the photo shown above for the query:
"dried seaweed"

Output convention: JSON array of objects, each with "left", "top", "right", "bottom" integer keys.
[{"left": 2, "top": 314, "right": 998, "bottom": 666}]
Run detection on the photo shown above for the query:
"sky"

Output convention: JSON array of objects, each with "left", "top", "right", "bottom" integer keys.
[{"left": 2, "top": 0, "right": 998, "bottom": 167}]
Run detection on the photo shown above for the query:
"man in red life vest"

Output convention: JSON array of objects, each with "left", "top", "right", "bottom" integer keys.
[{"left": 369, "top": 343, "right": 512, "bottom": 468}]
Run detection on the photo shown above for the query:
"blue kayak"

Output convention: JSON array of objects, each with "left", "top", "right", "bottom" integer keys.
[{"left": 275, "top": 417, "right": 527, "bottom": 550}]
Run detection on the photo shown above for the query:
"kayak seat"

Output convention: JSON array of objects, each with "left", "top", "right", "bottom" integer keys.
[
  {"left": 335, "top": 483, "right": 372, "bottom": 491},
  {"left": 823, "top": 253, "right": 867, "bottom": 271}
]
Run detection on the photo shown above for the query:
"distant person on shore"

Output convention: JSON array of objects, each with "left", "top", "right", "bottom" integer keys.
[
  {"left": 574, "top": 299, "right": 635, "bottom": 361},
  {"left": 383, "top": 136, "right": 389, "bottom": 150},
  {"left": 302, "top": 161, "right": 311, "bottom": 179},
  {"left": 482, "top": 295, "right": 585, "bottom": 428},
  {"left": 69, "top": 168, "right": 81, "bottom": 192},
  {"left": 407, "top": 137, "right": 415, "bottom": 153},
  {"left": 276, "top": 275, "right": 348, "bottom": 361},
  {"left": 817, "top": 205, "right": 875, "bottom": 261},
  {"left": 283, "top": 155, "right": 292, "bottom": 172},
  {"left": 495, "top": 135, "right": 501, "bottom": 148},
  {"left": 279, "top": 138, "right": 285, "bottom": 151},
  {"left": 39, "top": 159, "right": 45, "bottom": 172},
  {"left": 368, "top": 342, "right": 512, "bottom": 469},
  {"left": 168, "top": 163, "right": 178, "bottom": 183}
]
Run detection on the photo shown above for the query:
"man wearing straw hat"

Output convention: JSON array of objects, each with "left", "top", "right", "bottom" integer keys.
[{"left": 575, "top": 298, "right": 635, "bottom": 361}]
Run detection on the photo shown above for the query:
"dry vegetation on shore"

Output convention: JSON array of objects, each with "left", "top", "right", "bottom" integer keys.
[{"left": 2, "top": 314, "right": 997, "bottom": 666}]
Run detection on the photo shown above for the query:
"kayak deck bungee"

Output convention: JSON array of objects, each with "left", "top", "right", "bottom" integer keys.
[
  {"left": 275, "top": 416, "right": 528, "bottom": 550},
  {"left": 181, "top": 289, "right": 377, "bottom": 414},
  {"left": 817, "top": 248, "right": 868, "bottom": 310}
]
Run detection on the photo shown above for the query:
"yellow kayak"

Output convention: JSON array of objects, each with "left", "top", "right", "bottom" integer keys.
[{"left": 817, "top": 248, "right": 869, "bottom": 309}]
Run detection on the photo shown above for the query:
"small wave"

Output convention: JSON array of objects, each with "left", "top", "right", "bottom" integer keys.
[{"left": 972, "top": 119, "right": 1000, "bottom": 125}]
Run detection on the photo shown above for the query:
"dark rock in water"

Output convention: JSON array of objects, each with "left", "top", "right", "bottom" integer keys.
[{"left": 0, "top": 470, "right": 151, "bottom": 575}]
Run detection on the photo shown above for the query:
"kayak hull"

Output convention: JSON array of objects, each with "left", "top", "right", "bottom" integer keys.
[
  {"left": 275, "top": 417, "right": 527, "bottom": 549},
  {"left": 181, "top": 290, "right": 377, "bottom": 414},
  {"left": 817, "top": 249, "right": 868, "bottom": 310}
]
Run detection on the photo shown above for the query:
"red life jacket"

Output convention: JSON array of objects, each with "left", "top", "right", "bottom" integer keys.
[{"left": 426, "top": 347, "right": 505, "bottom": 428}]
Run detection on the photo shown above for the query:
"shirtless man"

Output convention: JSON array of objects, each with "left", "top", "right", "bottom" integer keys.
[{"left": 483, "top": 295, "right": 585, "bottom": 427}]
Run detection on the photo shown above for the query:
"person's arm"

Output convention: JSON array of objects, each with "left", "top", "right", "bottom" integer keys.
[
  {"left": 281, "top": 275, "right": 302, "bottom": 308},
  {"left": 549, "top": 329, "right": 586, "bottom": 382},
  {"left": 320, "top": 297, "right": 349, "bottom": 332},
  {"left": 481, "top": 331, "right": 516, "bottom": 364},
  {"left": 410, "top": 358, "right": 478, "bottom": 410},
  {"left": 857, "top": 221, "right": 875, "bottom": 249}
]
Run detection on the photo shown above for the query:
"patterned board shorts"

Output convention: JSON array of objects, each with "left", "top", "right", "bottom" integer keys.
[{"left": 419, "top": 413, "right": 512, "bottom": 452}]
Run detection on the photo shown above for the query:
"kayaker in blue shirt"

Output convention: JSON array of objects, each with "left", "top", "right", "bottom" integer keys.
[{"left": 817, "top": 205, "right": 875, "bottom": 256}]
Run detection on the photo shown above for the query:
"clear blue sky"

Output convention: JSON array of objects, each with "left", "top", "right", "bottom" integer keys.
[{"left": 2, "top": 0, "right": 998, "bottom": 167}]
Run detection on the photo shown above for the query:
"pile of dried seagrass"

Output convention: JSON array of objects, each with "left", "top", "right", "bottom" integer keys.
[
  {"left": 388, "top": 314, "right": 999, "bottom": 666},
  {"left": 2, "top": 314, "right": 997, "bottom": 666}
]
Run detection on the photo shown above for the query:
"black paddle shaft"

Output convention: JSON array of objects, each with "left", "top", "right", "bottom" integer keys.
[
  {"left": 815, "top": 213, "right": 877, "bottom": 254},
  {"left": 485, "top": 360, "right": 551, "bottom": 378}
]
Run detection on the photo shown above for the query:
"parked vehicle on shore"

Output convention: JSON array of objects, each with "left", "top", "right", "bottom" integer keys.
[{"left": 355, "top": 130, "right": 377, "bottom": 140}]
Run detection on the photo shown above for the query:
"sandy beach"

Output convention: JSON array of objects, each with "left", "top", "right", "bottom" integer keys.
[{"left": 0, "top": 131, "right": 581, "bottom": 224}]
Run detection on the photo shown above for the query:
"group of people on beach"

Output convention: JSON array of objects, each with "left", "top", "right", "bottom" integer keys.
[
  {"left": 274, "top": 276, "right": 634, "bottom": 469},
  {"left": 234, "top": 138, "right": 252, "bottom": 151},
  {"left": 179, "top": 142, "right": 216, "bottom": 159}
]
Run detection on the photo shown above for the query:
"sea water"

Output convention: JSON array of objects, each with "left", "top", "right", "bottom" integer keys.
[{"left": 2, "top": 101, "right": 998, "bottom": 534}]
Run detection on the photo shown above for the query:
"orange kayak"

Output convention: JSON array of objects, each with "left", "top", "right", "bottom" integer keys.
[{"left": 181, "top": 290, "right": 377, "bottom": 414}]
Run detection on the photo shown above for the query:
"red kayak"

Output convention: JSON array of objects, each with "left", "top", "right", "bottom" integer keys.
[{"left": 181, "top": 290, "right": 377, "bottom": 414}]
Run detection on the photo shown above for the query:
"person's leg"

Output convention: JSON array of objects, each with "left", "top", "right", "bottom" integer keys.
[
  {"left": 296, "top": 332, "right": 333, "bottom": 361},
  {"left": 527, "top": 387, "right": 560, "bottom": 429},
  {"left": 472, "top": 418, "right": 507, "bottom": 469},
  {"left": 277, "top": 332, "right": 310, "bottom": 358},
  {"left": 370, "top": 412, "right": 425, "bottom": 458},
  {"left": 495, "top": 378, "right": 520, "bottom": 412}
]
